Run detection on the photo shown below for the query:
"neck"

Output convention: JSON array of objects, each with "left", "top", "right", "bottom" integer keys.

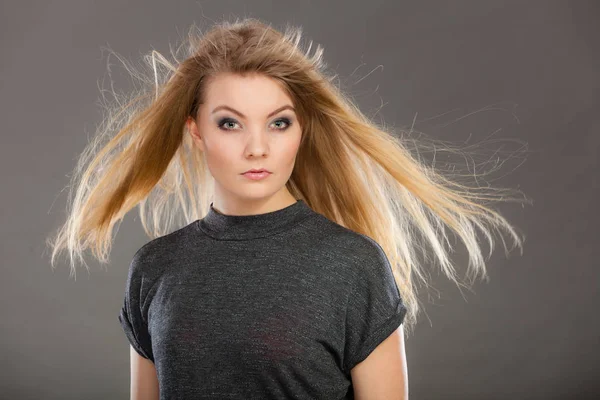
[{"left": 211, "top": 192, "right": 299, "bottom": 217}]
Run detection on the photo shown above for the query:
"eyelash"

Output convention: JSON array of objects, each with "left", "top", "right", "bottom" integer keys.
[{"left": 217, "top": 117, "right": 293, "bottom": 132}]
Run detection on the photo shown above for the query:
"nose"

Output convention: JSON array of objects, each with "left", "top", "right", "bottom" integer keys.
[{"left": 244, "top": 129, "right": 269, "bottom": 158}]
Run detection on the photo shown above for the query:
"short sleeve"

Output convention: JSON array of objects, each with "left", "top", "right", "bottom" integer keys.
[
  {"left": 118, "top": 250, "right": 155, "bottom": 362},
  {"left": 343, "top": 236, "right": 407, "bottom": 373}
]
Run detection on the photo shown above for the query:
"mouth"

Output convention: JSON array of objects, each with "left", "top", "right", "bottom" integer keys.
[
  {"left": 242, "top": 168, "right": 271, "bottom": 174},
  {"left": 241, "top": 168, "right": 272, "bottom": 181}
]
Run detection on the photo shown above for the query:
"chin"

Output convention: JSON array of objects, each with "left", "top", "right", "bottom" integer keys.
[
  {"left": 229, "top": 185, "right": 275, "bottom": 199},
  {"left": 241, "top": 189, "right": 276, "bottom": 200}
]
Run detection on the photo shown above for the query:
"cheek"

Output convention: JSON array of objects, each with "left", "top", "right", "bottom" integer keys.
[
  {"left": 203, "top": 140, "right": 238, "bottom": 175},
  {"left": 282, "top": 145, "right": 300, "bottom": 166},
  {"left": 281, "top": 137, "right": 302, "bottom": 166}
]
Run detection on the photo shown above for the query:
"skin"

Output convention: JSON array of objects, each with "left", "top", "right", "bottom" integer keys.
[
  {"left": 129, "top": 72, "right": 409, "bottom": 399},
  {"left": 350, "top": 327, "right": 409, "bottom": 399},
  {"left": 130, "top": 347, "right": 159, "bottom": 400},
  {"left": 187, "top": 72, "right": 302, "bottom": 216}
]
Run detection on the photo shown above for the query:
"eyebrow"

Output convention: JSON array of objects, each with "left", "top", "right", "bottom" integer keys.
[{"left": 211, "top": 105, "right": 295, "bottom": 119}]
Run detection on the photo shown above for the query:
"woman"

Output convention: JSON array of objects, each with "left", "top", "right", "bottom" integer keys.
[{"left": 48, "top": 18, "right": 525, "bottom": 399}]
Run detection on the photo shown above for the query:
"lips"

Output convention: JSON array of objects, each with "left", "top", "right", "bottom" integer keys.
[
  {"left": 242, "top": 169, "right": 272, "bottom": 181},
  {"left": 243, "top": 169, "right": 271, "bottom": 174}
]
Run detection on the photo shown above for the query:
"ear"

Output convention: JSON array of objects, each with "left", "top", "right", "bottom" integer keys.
[{"left": 187, "top": 117, "right": 204, "bottom": 152}]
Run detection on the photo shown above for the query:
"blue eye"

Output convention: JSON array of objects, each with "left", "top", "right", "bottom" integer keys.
[
  {"left": 217, "top": 118, "right": 238, "bottom": 131},
  {"left": 217, "top": 117, "right": 292, "bottom": 131},
  {"left": 272, "top": 118, "right": 292, "bottom": 130}
]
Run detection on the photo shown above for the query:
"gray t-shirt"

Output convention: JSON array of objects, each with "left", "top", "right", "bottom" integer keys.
[{"left": 118, "top": 199, "right": 407, "bottom": 399}]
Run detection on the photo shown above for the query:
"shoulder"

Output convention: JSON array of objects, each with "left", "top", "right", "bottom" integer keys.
[
  {"left": 308, "top": 214, "right": 399, "bottom": 310},
  {"left": 127, "top": 221, "right": 198, "bottom": 278},
  {"left": 307, "top": 213, "right": 388, "bottom": 267}
]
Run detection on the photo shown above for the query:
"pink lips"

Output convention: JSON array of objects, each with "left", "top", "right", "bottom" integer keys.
[{"left": 242, "top": 169, "right": 271, "bottom": 180}]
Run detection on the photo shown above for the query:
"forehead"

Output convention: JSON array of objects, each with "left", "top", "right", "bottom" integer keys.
[{"left": 203, "top": 72, "right": 293, "bottom": 110}]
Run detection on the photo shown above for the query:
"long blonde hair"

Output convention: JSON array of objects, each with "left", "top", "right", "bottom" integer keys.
[{"left": 47, "top": 17, "right": 528, "bottom": 334}]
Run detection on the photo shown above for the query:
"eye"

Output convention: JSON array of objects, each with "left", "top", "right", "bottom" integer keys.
[
  {"left": 217, "top": 117, "right": 240, "bottom": 131},
  {"left": 217, "top": 117, "right": 293, "bottom": 132},
  {"left": 271, "top": 117, "right": 292, "bottom": 131}
]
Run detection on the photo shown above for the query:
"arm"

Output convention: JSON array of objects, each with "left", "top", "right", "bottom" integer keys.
[
  {"left": 130, "top": 345, "right": 159, "bottom": 400},
  {"left": 350, "top": 326, "right": 409, "bottom": 400}
]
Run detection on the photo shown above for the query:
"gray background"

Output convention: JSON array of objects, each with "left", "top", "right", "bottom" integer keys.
[{"left": 1, "top": 1, "right": 598, "bottom": 399}]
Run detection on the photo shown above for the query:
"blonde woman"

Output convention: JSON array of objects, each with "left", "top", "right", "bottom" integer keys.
[{"left": 48, "top": 17, "right": 525, "bottom": 400}]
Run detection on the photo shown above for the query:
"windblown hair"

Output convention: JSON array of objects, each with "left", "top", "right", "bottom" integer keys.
[{"left": 47, "top": 17, "right": 527, "bottom": 333}]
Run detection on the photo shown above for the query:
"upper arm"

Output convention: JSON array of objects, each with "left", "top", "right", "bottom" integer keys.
[
  {"left": 118, "top": 246, "right": 159, "bottom": 399},
  {"left": 130, "top": 345, "right": 159, "bottom": 400},
  {"left": 350, "top": 325, "right": 409, "bottom": 400}
]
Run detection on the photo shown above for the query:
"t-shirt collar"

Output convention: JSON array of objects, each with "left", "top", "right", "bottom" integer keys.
[{"left": 197, "top": 199, "right": 313, "bottom": 240}]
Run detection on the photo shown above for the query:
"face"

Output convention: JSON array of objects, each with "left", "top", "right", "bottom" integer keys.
[{"left": 187, "top": 72, "right": 302, "bottom": 211}]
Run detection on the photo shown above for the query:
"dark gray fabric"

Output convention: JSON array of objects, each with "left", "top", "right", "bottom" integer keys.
[{"left": 118, "top": 199, "right": 407, "bottom": 399}]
